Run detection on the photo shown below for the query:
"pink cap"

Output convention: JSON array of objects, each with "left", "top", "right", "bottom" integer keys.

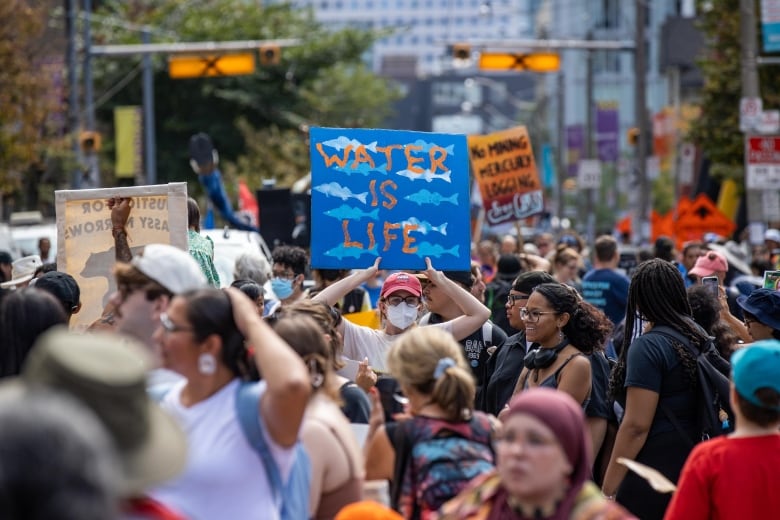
[
  {"left": 380, "top": 272, "right": 422, "bottom": 298},
  {"left": 689, "top": 250, "right": 728, "bottom": 277}
]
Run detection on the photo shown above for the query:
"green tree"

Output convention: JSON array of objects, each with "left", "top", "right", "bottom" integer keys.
[
  {"left": 691, "top": 0, "right": 780, "bottom": 186},
  {"left": 92, "top": 0, "right": 399, "bottom": 192}
]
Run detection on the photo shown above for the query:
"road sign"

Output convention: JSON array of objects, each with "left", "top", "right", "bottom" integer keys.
[
  {"left": 478, "top": 52, "right": 560, "bottom": 72},
  {"left": 745, "top": 135, "right": 780, "bottom": 189},
  {"left": 740, "top": 97, "right": 763, "bottom": 132},
  {"left": 168, "top": 53, "right": 255, "bottom": 79},
  {"left": 757, "top": 110, "right": 780, "bottom": 134},
  {"left": 577, "top": 159, "right": 602, "bottom": 189}
]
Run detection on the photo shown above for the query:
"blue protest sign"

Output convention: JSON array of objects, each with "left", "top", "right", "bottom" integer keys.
[{"left": 309, "top": 127, "right": 470, "bottom": 270}]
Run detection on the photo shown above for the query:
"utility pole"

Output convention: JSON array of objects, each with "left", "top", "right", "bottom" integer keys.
[
  {"left": 634, "top": 0, "right": 650, "bottom": 245},
  {"left": 741, "top": 0, "right": 763, "bottom": 223},
  {"left": 81, "top": 0, "right": 100, "bottom": 188},
  {"left": 65, "top": 0, "right": 82, "bottom": 189},
  {"left": 142, "top": 28, "right": 156, "bottom": 186},
  {"left": 585, "top": 33, "right": 596, "bottom": 243},
  {"left": 556, "top": 71, "right": 565, "bottom": 221}
]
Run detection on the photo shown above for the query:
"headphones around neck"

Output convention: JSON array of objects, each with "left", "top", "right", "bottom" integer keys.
[{"left": 523, "top": 339, "right": 569, "bottom": 370}]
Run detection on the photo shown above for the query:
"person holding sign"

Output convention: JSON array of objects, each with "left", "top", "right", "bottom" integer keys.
[{"left": 312, "top": 257, "right": 490, "bottom": 373}]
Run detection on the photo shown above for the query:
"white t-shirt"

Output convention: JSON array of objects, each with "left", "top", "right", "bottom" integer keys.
[
  {"left": 342, "top": 320, "right": 453, "bottom": 373},
  {"left": 150, "top": 379, "right": 295, "bottom": 520}
]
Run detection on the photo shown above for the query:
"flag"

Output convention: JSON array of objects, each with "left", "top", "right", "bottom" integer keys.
[{"left": 237, "top": 179, "right": 259, "bottom": 228}]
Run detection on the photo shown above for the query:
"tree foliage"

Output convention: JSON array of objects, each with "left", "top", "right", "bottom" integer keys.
[
  {"left": 0, "top": 1, "right": 60, "bottom": 194},
  {"left": 92, "top": 0, "right": 399, "bottom": 192},
  {"left": 691, "top": 0, "right": 780, "bottom": 185}
]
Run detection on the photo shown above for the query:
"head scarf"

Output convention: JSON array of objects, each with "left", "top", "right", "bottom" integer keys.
[{"left": 490, "top": 388, "right": 591, "bottom": 520}]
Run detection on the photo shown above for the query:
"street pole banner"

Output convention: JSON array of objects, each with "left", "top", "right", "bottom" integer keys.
[
  {"left": 761, "top": 0, "right": 780, "bottom": 52},
  {"left": 55, "top": 183, "right": 189, "bottom": 331},
  {"left": 468, "top": 126, "right": 543, "bottom": 227},
  {"left": 565, "top": 124, "right": 585, "bottom": 177},
  {"left": 309, "top": 127, "right": 470, "bottom": 270},
  {"left": 596, "top": 101, "right": 619, "bottom": 163}
]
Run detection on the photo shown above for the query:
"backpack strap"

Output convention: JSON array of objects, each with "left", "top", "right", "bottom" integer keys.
[
  {"left": 390, "top": 421, "right": 413, "bottom": 512},
  {"left": 235, "top": 382, "right": 285, "bottom": 512}
]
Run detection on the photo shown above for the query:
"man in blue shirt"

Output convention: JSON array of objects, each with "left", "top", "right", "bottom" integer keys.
[{"left": 582, "top": 235, "right": 630, "bottom": 327}]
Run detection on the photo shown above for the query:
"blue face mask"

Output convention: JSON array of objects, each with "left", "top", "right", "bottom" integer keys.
[{"left": 271, "top": 277, "right": 294, "bottom": 299}]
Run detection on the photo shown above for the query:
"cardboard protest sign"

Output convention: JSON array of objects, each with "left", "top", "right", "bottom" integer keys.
[
  {"left": 309, "top": 127, "right": 470, "bottom": 270},
  {"left": 468, "top": 126, "right": 543, "bottom": 226},
  {"left": 55, "top": 183, "right": 189, "bottom": 331}
]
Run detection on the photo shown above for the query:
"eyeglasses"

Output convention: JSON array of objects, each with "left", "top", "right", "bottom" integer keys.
[
  {"left": 160, "top": 313, "right": 193, "bottom": 334},
  {"left": 507, "top": 293, "right": 530, "bottom": 305},
  {"left": 519, "top": 308, "right": 558, "bottom": 323},
  {"left": 744, "top": 317, "right": 756, "bottom": 326},
  {"left": 385, "top": 295, "right": 421, "bottom": 307},
  {"left": 272, "top": 267, "right": 297, "bottom": 280}
]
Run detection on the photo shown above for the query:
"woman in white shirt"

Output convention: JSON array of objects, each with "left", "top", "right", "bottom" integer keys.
[{"left": 149, "top": 287, "right": 310, "bottom": 520}]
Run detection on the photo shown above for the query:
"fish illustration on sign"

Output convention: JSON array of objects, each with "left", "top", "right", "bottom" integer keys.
[
  {"left": 396, "top": 168, "right": 452, "bottom": 183},
  {"left": 400, "top": 217, "right": 448, "bottom": 236},
  {"left": 412, "top": 242, "right": 460, "bottom": 258},
  {"left": 325, "top": 244, "right": 379, "bottom": 260},
  {"left": 333, "top": 162, "right": 388, "bottom": 176},
  {"left": 322, "top": 136, "right": 378, "bottom": 153},
  {"left": 324, "top": 204, "right": 379, "bottom": 221},
  {"left": 404, "top": 189, "right": 459, "bottom": 206},
  {"left": 313, "top": 182, "right": 368, "bottom": 204},
  {"left": 409, "top": 140, "right": 455, "bottom": 156}
]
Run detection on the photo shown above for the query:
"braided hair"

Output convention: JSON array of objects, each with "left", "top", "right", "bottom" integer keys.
[{"left": 608, "top": 259, "right": 709, "bottom": 400}]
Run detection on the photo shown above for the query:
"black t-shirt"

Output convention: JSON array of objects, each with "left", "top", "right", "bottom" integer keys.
[
  {"left": 624, "top": 330, "right": 698, "bottom": 438},
  {"left": 340, "top": 381, "right": 371, "bottom": 424},
  {"left": 423, "top": 313, "right": 507, "bottom": 408},
  {"left": 482, "top": 331, "right": 527, "bottom": 415}
]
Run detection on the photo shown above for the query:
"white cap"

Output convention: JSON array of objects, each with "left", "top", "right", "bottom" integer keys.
[
  {"left": 765, "top": 228, "right": 780, "bottom": 244},
  {"left": 0, "top": 255, "right": 42, "bottom": 288},
  {"left": 131, "top": 244, "right": 207, "bottom": 294}
]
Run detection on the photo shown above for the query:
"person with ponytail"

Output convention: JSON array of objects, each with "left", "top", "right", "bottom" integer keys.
[
  {"left": 149, "top": 288, "right": 310, "bottom": 520},
  {"left": 439, "top": 388, "right": 635, "bottom": 520},
  {"left": 601, "top": 259, "right": 722, "bottom": 519},
  {"left": 271, "top": 313, "right": 365, "bottom": 520},
  {"left": 364, "top": 326, "right": 496, "bottom": 519}
]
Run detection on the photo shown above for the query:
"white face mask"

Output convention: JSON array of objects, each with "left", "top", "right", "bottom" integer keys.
[{"left": 386, "top": 302, "right": 418, "bottom": 330}]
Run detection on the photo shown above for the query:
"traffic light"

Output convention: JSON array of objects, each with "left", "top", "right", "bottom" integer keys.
[
  {"left": 79, "top": 131, "right": 101, "bottom": 152},
  {"left": 452, "top": 43, "right": 471, "bottom": 61},
  {"left": 259, "top": 45, "right": 281, "bottom": 66},
  {"left": 627, "top": 127, "right": 639, "bottom": 146},
  {"left": 478, "top": 52, "right": 560, "bottom": 72}
]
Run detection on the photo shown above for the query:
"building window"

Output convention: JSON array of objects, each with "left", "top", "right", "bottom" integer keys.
[{"left": 599, "top": 0, "right": 619, "bottom": 29}]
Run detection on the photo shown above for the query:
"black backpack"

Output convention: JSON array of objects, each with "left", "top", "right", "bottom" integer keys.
[{"left": 646, "top": 325, "right": 735, "bottom": 445}]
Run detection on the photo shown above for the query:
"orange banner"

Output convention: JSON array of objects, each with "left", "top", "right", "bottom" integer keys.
[{"left": 468, "top": 126, "right": 543, "bottom": 227}]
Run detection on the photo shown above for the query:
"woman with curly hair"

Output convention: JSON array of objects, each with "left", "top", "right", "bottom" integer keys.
[
  {"left": 504, "top": 282, "right": 613, "bottom": 455},
  {"left": 601, "top": 259, "right": 720, "bottom": 519},
  {"left": 508, "top": 283, "right": 612, "bottom": 402}
]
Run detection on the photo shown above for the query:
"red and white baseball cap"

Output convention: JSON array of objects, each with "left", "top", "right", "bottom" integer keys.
[{"left": 380, "top": 272, "right": 422, "bottom": 298}]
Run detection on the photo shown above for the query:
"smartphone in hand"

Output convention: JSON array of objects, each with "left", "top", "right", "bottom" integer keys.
[{"left": 702, "top": 276, "right": 719, "bottom": 298}]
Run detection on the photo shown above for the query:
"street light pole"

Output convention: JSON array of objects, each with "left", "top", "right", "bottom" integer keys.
[
  {"left": 142, "top": 28, "right": 156, "bottom": 186},
  {"left": 634, "top": 0, "right": 650, "bottom": 245},
  {"left": 66, "top": 0, "right": 82, "bottom": 189},
  {"left": 741, "top": 0, "right": 763, "bottom": 223}
]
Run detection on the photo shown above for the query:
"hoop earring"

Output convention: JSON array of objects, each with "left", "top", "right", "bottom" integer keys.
[{"left": 198, "top": 353, "right": 217, "bottom": 375}]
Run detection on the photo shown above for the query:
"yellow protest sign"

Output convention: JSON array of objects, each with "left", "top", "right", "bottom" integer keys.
[
  {"left": 55, "top": 183, "right": 189, "bottom": 331},
  {"left": 468, "top": 126, "right": 543, "bottom": 226}
]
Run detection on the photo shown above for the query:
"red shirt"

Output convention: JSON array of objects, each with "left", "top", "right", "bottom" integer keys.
[{"left": 664, "top": 434, "right": 780, "bottom": 520}]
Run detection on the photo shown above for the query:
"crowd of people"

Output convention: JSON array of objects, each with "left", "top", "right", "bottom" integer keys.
[{"left": 0, "top": 198, "right": 778, "bottom": 520}]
